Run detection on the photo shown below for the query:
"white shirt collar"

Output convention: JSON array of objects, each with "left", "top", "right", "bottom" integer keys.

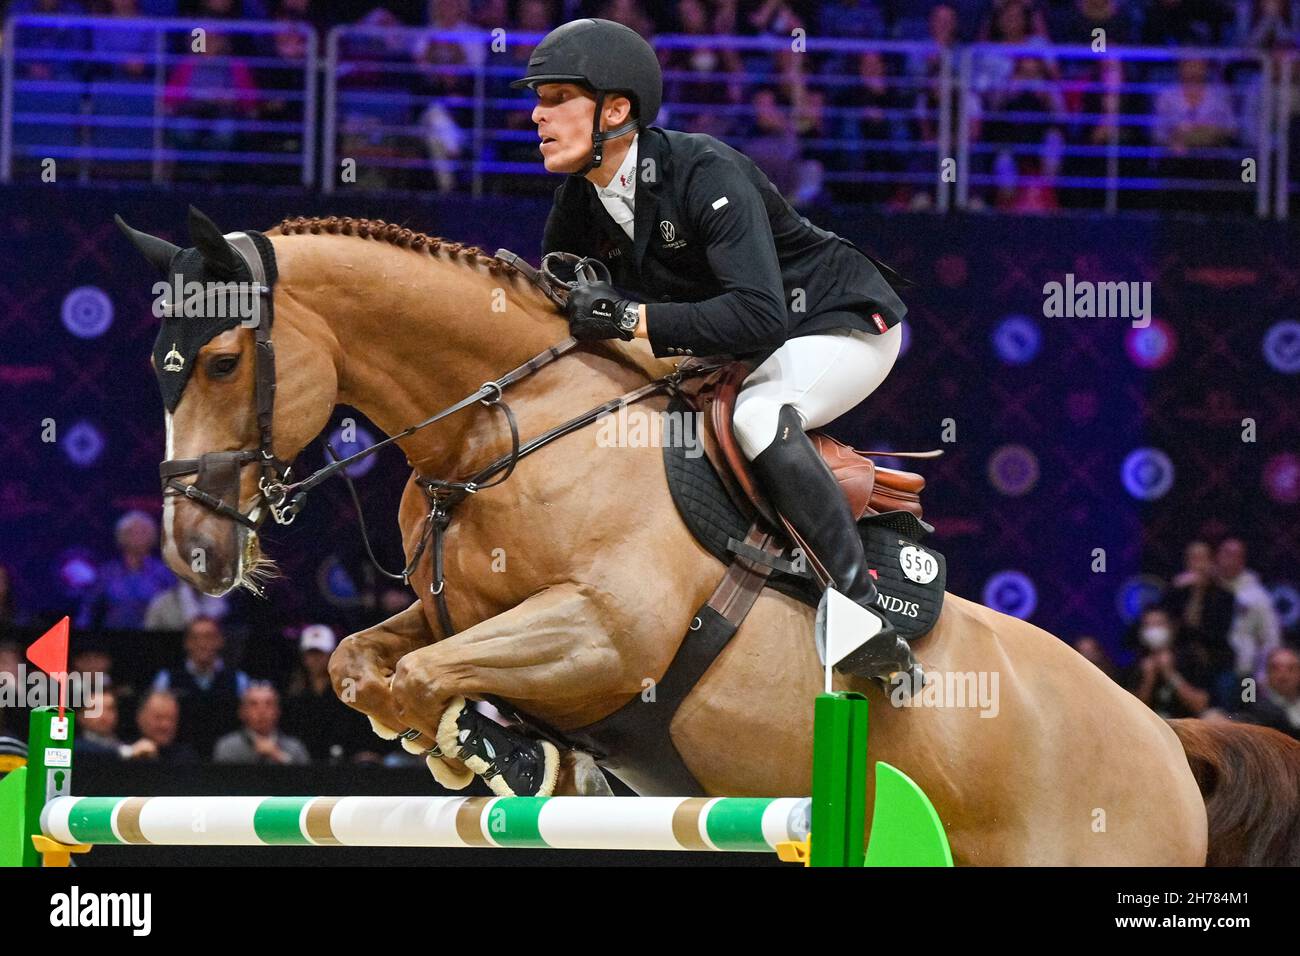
[
  {"left": 594, "top": 135, "right": 638, "bottom": 239},
  {"left": 596, "top": 134, "right": 638, "bottom": 201}
]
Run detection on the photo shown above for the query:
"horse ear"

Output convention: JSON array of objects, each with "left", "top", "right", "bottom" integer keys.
[
  {"left": 187, "top": 205, "right": 242, "bottom": 277},
  {"left": 115, "top": 215, "right": 180, "bottom": 276}
]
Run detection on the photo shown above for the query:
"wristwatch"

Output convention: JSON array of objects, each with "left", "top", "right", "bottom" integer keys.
[{"left": 617, "top": 301, "right": 640, "bottom": 337}]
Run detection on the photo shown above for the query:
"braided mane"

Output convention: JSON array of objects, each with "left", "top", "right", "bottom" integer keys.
[{"left": 271, "top": 216, "right": 528, "bottom": 282}]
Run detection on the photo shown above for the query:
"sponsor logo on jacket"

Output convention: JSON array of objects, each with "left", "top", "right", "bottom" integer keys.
[{"left": 657, "top": 219, "right": 688, "bottom": 251}]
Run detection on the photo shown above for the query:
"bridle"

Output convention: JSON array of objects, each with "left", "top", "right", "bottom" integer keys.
[
  {"left": 158, "top": 239, "right": 722, "bottom": 629},
  {"left": 158, "top": 232, "right": 292, "bottom": 531}
]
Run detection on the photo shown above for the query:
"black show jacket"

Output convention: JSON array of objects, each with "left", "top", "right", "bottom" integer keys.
[{"left": 541, "top": 125, "right": 908, "bottom": 360}]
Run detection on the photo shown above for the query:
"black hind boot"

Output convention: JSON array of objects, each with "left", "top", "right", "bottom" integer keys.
[{"left": 749, "top": 404, "right": 919, "bottom": 686}]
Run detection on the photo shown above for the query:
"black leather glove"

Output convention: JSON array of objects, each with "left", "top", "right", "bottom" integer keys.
[{"left": 565, "top": 280, "right": 640, "bottom": 342}]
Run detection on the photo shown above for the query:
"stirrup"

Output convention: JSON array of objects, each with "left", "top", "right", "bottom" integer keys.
[{"left": 834, "top": 612, "right": 921, "bottom": 692}]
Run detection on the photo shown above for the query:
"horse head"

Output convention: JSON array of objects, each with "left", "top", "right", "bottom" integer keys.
[{"left": 117, "top": 206, "right": 338, "bottom": 596}]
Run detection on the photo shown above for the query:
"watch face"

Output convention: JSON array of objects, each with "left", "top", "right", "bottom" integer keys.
[{"left": 619, "top": 306, "right": 638, "bottom": 330}]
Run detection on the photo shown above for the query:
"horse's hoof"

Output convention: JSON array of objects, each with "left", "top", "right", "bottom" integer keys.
[
  {"left": 368, "top": 716, "right": 402, "bottom": 740},
  {"left": 400, "top": 734, "right": 433, "bottom": 755},
  {"left": 426, "top": 753, "right": 474, "bottom": 790},
  {"left": 484, "top": 740, "right": 560, "bottom": 797}
]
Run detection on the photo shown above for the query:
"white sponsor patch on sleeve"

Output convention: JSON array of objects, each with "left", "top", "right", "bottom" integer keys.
[{"left": 711, "top": 196, "right": 729, "bottom": 210}]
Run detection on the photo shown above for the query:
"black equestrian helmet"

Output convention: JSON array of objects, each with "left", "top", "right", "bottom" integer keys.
[{"left": 510, "top": 18, "right": 662, "bottom": 128}]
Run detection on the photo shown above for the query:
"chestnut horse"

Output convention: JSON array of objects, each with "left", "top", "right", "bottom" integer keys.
[{"left": 127, "top": 212, "right": 1300, "bottom": 865}]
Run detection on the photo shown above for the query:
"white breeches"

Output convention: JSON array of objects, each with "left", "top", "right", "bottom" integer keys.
[{"left": 732, "top": 325, "right": 902, "bottom": 459}]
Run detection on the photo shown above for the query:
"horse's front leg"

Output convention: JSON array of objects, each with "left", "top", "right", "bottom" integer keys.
[
  {"left": 328, "top": 598, "right": 475, "bottom": 788},
  {"left": 389, "top": 581, "right": 628, "bottom": 797}
]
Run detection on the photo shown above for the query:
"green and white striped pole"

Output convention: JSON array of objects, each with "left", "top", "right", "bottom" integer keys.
[
  {"left": 7, "top": 698, "right": 951, "bottom": 865},
  {"left": 41, "top": 793, "right": 810, "bottom": 853}
]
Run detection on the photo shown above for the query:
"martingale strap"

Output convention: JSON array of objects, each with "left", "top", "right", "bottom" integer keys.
[
  {"left": 560, "top": 521, "right": 783, "bottom": 795},
  {"left": 430, "top": 504, "right": 454, "bottom": 637}
]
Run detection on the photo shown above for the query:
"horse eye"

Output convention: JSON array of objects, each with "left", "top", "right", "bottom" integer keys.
[{"left": 209, "top": 355, "right": 240, "bottom": 378}]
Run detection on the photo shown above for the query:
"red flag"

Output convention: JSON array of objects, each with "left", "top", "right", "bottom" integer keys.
[{"left": 27, "top": 616, "right": 70, "bottom": 716}]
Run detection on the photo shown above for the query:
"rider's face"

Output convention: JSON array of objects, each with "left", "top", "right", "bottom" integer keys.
[{"left": 531, "top": 83, "right": 597, "bottom": 174}]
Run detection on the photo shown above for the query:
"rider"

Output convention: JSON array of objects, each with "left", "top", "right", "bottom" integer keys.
[{"left": 513, "top": 18, "right": 913, "bottom": 680}]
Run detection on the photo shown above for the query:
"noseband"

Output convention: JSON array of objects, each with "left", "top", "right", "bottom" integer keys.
[{"left": 158, "top": 232, "right": 293, "bottom": 531}]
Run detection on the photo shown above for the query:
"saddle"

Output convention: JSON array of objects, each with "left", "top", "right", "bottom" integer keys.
[{"left": 675, "top": 359, "right": 933, "bottom": 532}]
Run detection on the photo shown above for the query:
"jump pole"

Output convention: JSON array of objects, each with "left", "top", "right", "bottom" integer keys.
[{"left": 4, "top": 700, "right": 951, "bottom": 866}]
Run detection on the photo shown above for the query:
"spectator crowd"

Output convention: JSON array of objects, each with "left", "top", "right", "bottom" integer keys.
[
  {"left": 1072, "top": 536, "right": 1299, "bottom": 740},
  {"left": 0, "top": 507, "right": 405, "bottom": 766},
  {"left": 2, "top": 606, "right": 386, "bottom": 765}
]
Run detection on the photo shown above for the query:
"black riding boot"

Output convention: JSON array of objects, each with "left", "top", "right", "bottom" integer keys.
[{"left": 749, "top": 405, "right": 919, "bottom": 685}]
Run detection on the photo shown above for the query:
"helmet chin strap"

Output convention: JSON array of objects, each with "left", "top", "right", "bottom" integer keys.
[{"left": 575, "top": 91, "right": 639, "bottom": 176}]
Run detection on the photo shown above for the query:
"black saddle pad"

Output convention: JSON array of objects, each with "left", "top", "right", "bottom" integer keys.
[
  {"left": 662, "top": 394, "right": 945, "bottom": 639},
  {"left": 858, "top": 512, "right": 946, "bottom": 640}
]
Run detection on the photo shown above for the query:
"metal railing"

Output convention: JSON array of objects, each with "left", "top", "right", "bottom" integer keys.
[
  {"left": 2, "top": 16, "right": 1298, "bottom": 218},
  {"left": 321, "top": 28, "right": 953, "bottom": 206},
  {"left": 955, "top": 43, "right": 1273, "bottom": 216},
  {"left": 1277, "top": 54, "right": 1297, "bottom": 218},
  {"left": 1, "top": 15, "right": 316, "bottom": 186}
]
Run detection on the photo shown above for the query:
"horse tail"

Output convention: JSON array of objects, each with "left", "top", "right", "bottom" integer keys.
[{"left": 1168, "top": 718, "right": 1300, "bottom": 866}]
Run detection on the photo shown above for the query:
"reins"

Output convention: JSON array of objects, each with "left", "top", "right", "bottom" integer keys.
[{"left": 317, "top": 338, "right": 724, "bottom": 636}]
